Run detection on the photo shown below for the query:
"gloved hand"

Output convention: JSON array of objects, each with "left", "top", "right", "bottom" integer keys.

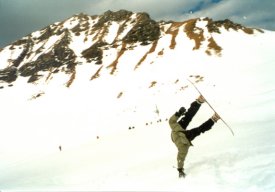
[{"left": 175, "top": 107, "right": 186, "bottom": 117}]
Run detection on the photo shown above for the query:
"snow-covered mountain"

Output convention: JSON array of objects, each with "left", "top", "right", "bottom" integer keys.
[
  {"left": 0, "top": 10, "right": 261, "bottom": 90},
  {"left": 0, "top": 10, "right": 275, "bottom": 191}
]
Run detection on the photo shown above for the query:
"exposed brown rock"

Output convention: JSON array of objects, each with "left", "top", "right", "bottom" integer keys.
[
  {"left": 149, "top": 81, "right": 157, "bottom": 88},
  {"left": 123, "top": 12, "right": 160, "bottom": 45},
  {"left": 117, "top": 92, "right": 123, "bottom": 98},
  {"left": 184, "top": 19, "right": 205, "bottom": 50},
  {"left": 166, "top": 22, "right": 184, "bottom": 49},
  {"left": 205, "top": 17, "right": 259, "bottom": 34},
  {"left": 135, "top": 40, "right": 158, "bottom": 69},
  {"left": 19, "top": 31, "right": 76, "bottom": 83},
  {"left": 0, "top": 66, "right": 18, "bottom": 83},
  {"left": 94, "top": 10, "right": 133, "bottom": 28},
  {"left": 66, "top": 67, "right": 76, "bottom": 87},
  {"left": 180, "top": 85, "right": 188, "bottom": 91},
  {"left": 242, "top": 28, "right": 254, "bottom": 34},
  {"left": 206, "top": 37, "right": 222, "bottom": 56},
  {"left": 158, "top": 49, "right": 164, "bottom": 55},
  {"left": 29, "top": 91, "right": 45, "bottom": 100},
  {"left": 189, "top": 75, "right": 204, "bottom": 83},
  {"left": 107, "top": 42, "right": 127, "bottom": 75},
  {"left": 28, "top": 73, "right": 43, "bottom": 83},
  {"left": 82, "top": 41, "right": 107, "bottom": 64},
  {"left": 90, "top": 65, "right": 103, "bottom": 80},
  {"left": 12, "top": 39, "right": 33, "bottom": 68}
]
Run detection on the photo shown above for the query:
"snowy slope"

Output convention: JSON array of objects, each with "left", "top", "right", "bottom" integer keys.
[{"left": 0, "top": 11, "right": 275, "bottom": 191}]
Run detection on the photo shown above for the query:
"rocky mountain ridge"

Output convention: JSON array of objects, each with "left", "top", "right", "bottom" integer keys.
[{"left": 0, "top": 10, "right": 262, "bottom": 89}]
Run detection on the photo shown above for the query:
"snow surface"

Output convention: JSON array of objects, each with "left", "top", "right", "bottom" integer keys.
[{"left": 0, "top": 21, "right": 275, "bottom": 191}]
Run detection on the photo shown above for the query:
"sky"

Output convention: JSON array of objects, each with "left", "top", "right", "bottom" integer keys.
[{"left": 0, "top": 0, "right": 275, "bottom": 48}]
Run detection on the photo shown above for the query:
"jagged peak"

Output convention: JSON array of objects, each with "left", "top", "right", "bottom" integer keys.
[
  {"left": 93, "top": 10, "right": 133, "bottom": 29},
  {"left": 98, "top": 10, "right": 151, "bottom": 22},
  {"left": 101, "top": 10, "right": 134, "bottom": 21},
  {"left": 73, "top": 12, "right": 91, "bottom": 18},
  {"left": 164, "top": 17, "right": 263, "bottom": 35},
  {"left": 203, "top": 17, "right": 264, "bottom": 34}
]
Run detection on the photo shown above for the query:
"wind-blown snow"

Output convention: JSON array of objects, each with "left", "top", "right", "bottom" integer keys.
[{"left": 0, "top": 20, "right": 275, "bottom": 192}]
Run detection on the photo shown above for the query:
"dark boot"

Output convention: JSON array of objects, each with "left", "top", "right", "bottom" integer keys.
[{"left": 177, "top": 168, "right": 186, "bottom": 178}]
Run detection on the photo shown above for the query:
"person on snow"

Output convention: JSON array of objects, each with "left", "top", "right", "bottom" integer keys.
[{"left": 169, "top": 95, "right": 220, "bottom": 178}]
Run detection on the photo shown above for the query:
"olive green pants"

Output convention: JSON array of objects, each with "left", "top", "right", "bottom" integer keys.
[
  {"left": 175, "top": 140, "right": 190, "bottom": 169},
  {"left": 169, "top": 115, "right": 191, "bottom": 169}
]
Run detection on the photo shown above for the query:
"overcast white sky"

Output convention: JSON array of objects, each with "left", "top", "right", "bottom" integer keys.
[{"left": 0, "top": 0, "right": 275, "bottom": 47}]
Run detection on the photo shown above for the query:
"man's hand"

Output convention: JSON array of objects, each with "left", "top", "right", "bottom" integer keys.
[{"left": 175, "top": 107, "right": 186, "bottom": 117}]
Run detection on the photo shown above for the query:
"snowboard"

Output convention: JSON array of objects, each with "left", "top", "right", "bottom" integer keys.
[{"left": 187, "top": 79, "right": 234, "bottom": 136}]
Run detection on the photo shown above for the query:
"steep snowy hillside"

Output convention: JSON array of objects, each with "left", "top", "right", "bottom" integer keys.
[{"left": 0, "top": 10, "right": 275, "bottom": 191}]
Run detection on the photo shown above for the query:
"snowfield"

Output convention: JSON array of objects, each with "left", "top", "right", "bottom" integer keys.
[{"left": 0, "top": 16, "right": 275, "bottom": 191}]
